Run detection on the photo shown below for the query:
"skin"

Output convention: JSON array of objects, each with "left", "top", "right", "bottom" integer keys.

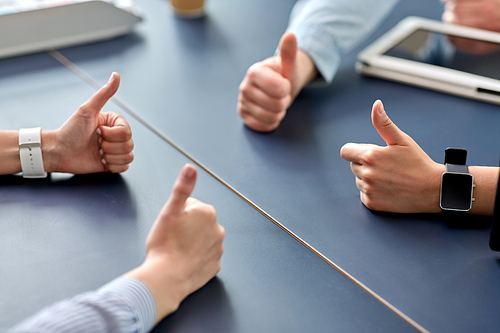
[
  {"left": 238, "top": 2, "right": 500, "bottom": 132},
  {"left": 442, "top": 0, "right": 500, "bottom": 33},
  {"left": 340, "top": 100, "right": 498, "bottom": 215},
  {"left": 5, "top": 73, "right": 225, "bottom": 324},
  {"left": 238, "top": 33, "right": 318, "bottom": 132},
  {"left": 126, "top": 164, "right": 225, "bottom": 324},
  {"left": 442, "top": 0, "right": 500, "bottom": 53},
  {"left": 0, "top": 72, "right": 134, "bottom": 176}
]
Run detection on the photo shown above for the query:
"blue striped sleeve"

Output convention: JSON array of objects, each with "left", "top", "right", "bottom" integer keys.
[{"left": 9, "top": 276, "right": 156, "bottom": 333}]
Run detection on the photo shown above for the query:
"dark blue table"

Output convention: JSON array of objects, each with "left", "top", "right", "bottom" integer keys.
[
  {"left": 0, "top": 53, "right": 418, "bottom": 332},
  {"left": 1, "top": 0, "right": 500, "bottom": 332}
]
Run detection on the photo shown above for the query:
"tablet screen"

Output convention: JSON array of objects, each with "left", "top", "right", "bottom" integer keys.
[{"left": 384, "top": 29, "right": 500, "bottom": 81}]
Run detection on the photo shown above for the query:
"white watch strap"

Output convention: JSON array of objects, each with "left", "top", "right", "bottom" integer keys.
[{"left": 19, "top": 127, "right": 47, "bottom": 178}]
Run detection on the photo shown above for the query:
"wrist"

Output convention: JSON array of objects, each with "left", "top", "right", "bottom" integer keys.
[
  {"left": 430, "top": 163, "right": 447, "bottom": 213},
  {"left": 295, "top": 49, "right": 318, "bottom": 96},
  {"left": 41, "top": 129, "right": 59, "bottom": 173},
  {"left": 467, "top": 166, "right": 498, "bottom": 215},
  {"left": 0, "top": 130, "right": 23, "bottom": 175},
  {"left": 126, "top": 255, "right": 189, "bottom": 324}
]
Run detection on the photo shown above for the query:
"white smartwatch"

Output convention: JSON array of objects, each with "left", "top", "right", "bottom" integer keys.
[{"left": 19, "top": 127, "right": 47, "bottom": 178}]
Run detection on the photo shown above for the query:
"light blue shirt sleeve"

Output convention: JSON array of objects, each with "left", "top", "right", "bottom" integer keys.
[
  {"left": 284, "top": 0, "right": 401, "bottom": 83},
  {"left": 9, "top": 276, "right": 156, "bottom": 333}
]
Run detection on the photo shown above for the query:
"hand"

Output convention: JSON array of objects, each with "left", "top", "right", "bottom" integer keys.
[
  {"left": 43, "top": 72, "right": 134, "bottom": 174},
  {"left": 442, "top": 0, "right": 500, "bottom": 54},
  {"left": 127, "top": 164, "right": 225, "bottom": 323},
  {"left": 238, "top": 33, "right": 317, "bottom": 132},
  {"left": 442, "top": 0, "right": 500, "bottom": 33},
  {"left": 340, "top": 100, "right": 445, "bottom": 213}
]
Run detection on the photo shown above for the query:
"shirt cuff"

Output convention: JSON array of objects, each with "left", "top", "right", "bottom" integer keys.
[
  {"left": 98, "top": 276, "right": 156, "bottom": 333},
  {"left": 287, "top": 23, "right": 342, "bottom": 85}
]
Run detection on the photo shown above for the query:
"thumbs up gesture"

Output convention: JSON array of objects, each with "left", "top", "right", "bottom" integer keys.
[
  {"left": 129, "top": 164, "right": 225, "bottom": 323},
  {"left": 340, "top": 100, "right": 445, "bottom": 213},
  {"left": 43, "top": 72, "right": 134, "bottom": 174},
  {"left": 238, "top": 33, "right": 317, "bottom": 132}
]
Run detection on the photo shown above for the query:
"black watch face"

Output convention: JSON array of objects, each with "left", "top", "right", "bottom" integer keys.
[{"left": 440, "top": 173, "right": 474, "bottom": 211}]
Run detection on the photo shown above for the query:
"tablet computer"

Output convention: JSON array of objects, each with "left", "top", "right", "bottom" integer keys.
[{"left": 356, "top": 16, "right": 500, "bottom": 104}]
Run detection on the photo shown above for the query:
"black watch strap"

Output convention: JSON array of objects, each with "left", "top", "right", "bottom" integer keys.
[
  {"left": 446, "top": 163, "right": 468, "bottom": 173},
  {"left": 445, "top": 147, "right": 469, "bottom": 173},
  {"left": 444, "top": 147, "right": 467, "bottom": 165}
]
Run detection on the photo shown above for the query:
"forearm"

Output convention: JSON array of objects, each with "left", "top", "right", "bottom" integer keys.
[
  {"left": 287, "top": 0, "right": 400, "bottom": 83},
  {"left": 0, "top": 129, "right": 59, "bottom": 175},
  {"left": 10, "top": 277, "right": 156, "bottom": 333},
  {"left": 428, "top": 165, "right": 498, "bottom": 215},
  {"left": 294, "top": 49, "right": 319, "bottom": 96},
  {"left": 469, "top": 166, "right": 499, "bottom": 215},
  {"left": 125, "top": 257, "right": 187, "bottom": 325},
  {"left": 0, "top": 131, "right": 22, "bottom": 175}
]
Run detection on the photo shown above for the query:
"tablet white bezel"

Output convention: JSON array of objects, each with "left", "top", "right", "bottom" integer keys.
[{"left": 357, "top": 16, "right": 500, "bottom": 104}]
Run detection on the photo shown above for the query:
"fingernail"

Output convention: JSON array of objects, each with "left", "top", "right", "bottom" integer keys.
[
  {"left": 182, "top": 164, "right": 195, "bottom": 179},
  {"left": 101, "top": 158, "right": 107, "bottom": 165},
  {"left": 99, "top": 149, "right": 103, "bottom": 156},
  {"left": 96, "top": 128, "right": 102, "bottom": 136},
  {"left": 373, "top": 99, "right": 385, "bottom": 115},
  {"left": 98, "top": 137, "right": 102, "bottom": 144},
  {"left": 108, "top": 72, "right": 114, "bottom": 83}
]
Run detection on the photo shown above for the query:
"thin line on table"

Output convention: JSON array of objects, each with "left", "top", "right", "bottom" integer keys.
[{"left": 48, "top": 48, "right": 429, "bottom": 333}]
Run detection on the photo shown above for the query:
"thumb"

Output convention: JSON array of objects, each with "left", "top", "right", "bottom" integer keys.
[
  {"left": 166, "top": 164, "right": 198, "bottom": 214},
  {"left": 279, "top": 32, "right": 297, "bottom": 80},
  {"left": 79, "top": 72, "right": 120, "bottom": 117},
  {"left": 371, "top": 100, "right": 408, "bottom": 146}
]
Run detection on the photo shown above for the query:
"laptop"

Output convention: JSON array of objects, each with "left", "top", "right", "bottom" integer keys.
[{"left": 0, "top": 0, "right": 142, "bottom": 59}]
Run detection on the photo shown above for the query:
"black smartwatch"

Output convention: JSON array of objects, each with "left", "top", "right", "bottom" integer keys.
[{"left": 440, "top": 148, "right": 475, "bottom": 212}]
